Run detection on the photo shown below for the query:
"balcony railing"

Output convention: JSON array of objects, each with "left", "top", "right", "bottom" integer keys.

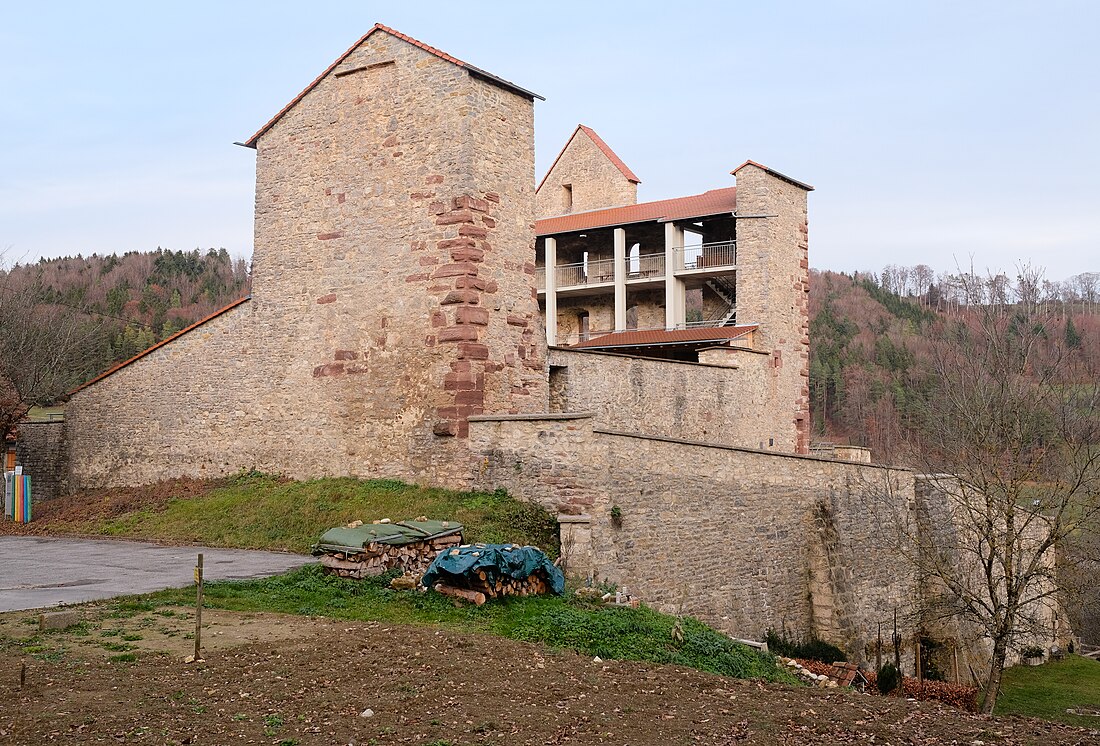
[
  {"left": 536, "top": 242, "right": 735, "bottom": 292},
  {"left": 554, "top": 318, "right": 745, "bottom": 346},
  {"left": 676, "top": 240, "right": 736, "bottom": 271}
]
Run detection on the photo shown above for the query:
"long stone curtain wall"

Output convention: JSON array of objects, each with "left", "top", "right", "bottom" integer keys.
[{"left": 468, "top": 413, "right": 919, "bottom": 663}]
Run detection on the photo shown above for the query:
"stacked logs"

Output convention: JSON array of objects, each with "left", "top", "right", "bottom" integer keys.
[
  {"left": 435, "top": 571, "right": 553, "bottom": 605},
  {"left": 320, "top": 532, "right": 462, "bottom": 579}
]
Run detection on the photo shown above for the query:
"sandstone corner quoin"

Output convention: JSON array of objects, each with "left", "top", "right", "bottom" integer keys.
[{"left": 43, "top": 24, "right": 1068, "bottom": 676}]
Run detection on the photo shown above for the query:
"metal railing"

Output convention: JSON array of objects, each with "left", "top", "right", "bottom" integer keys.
[
  {"left": 675, "top": 240, "right": 737, "bottom": 271},
  {"left": 627, "top": 252, "right": 665, "bottom": 280},
  {"left": 555, "top": 317, "right": 744, "bottom": 346}
]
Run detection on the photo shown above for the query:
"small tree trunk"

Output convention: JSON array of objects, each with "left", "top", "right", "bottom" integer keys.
[{"left": 980, "top": 636, "right": 1009, "bottom": 714}]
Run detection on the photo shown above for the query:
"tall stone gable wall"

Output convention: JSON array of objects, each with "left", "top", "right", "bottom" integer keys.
[
  {"left": 65, "top": 30, "right": 548, "bottom": 490},
  {"left": 536, "top": 129, "right": 637, "bottom": 218},
  {"left": 733, "top": 166, "right": 811, "bottom": 453},
  {"left": 547, "top": 347, "right": 793, "bottom": 451},
  {"left": 469, "top": 414, "right": 919, "bottom": 664}
]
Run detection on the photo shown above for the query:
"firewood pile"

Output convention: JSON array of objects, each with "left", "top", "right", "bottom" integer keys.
[
  {"left": 422, "top": 543, "right": 566, "bottom": 605},
  {"left": 311, "top": 518, "right": 464, "bottom": 579}
]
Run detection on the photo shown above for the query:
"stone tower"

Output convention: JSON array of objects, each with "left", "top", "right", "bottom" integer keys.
[
  {"left": 64, "top": 25, "right": 549, "bottom": 489},
  {"left": 244, "top": 25, "right": 550, "bottom": 478},
  {"left": 730, "top": 162, "right": 813, "bottom": 453}
]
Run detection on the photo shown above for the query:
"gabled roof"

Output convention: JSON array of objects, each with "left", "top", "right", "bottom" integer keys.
[
  {"left": 536, "top": 186, "right": 736, "bottom": 236},
  {"left": 570, "top": 325, "right": 757, "bottom": 350},
  {"left": 536, "top": 125, "right": 641, "bottom": 193},
  {"left": 244, "top": 24, "right": 543, "bottom": 148},
  {"left": 68, "top": 296, "right": 251, "bottom": 396},
  {"left": 731, "top": 160, "right": 814, "bottom": 191}
]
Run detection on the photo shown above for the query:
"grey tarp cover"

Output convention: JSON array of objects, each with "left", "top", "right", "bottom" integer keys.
[
  {"left": 421, "top": 542, "right": 565, "bottom": 595},
  {"left": 311, "top": 520, "right": 463, "bottom": 555}
]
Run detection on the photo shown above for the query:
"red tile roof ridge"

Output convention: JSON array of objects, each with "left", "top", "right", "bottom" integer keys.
[
  {"left": 571, "top": 325, "right": 757, "bottom": 349},
  {"left": 536, "top": 186, "right": 737, "bottom": 236},
  {"left": 731, "top": 160, "right": 815, "bottom": 191},
  {"left": 536, "top": 124, "right": 641, "bottom": 194},
  {"left": 68, "top": 296, "right": 252, "bottom": 397},
  {"left": 245, "top": 24, "right": 541, "bottom": 148}
]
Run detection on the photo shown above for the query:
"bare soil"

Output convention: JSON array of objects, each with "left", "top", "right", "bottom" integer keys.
[{"left": 1, "top": 604, "right": 1096, "bottom": 745}]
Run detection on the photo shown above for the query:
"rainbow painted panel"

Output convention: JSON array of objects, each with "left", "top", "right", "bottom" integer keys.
[{"left": 10, "top": 475, "right": 31, "bottom": 523}]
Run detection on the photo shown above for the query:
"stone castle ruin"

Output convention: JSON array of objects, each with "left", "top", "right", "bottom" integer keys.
[{"left": 31, "top": 24, "right": 1066, "bottom": 676}]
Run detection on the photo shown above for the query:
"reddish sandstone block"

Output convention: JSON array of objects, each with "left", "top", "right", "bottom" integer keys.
[
  {"left": 484, "top": 192, "right": 500, "bottom": 203},
  {"left": 438, "top": 325, "right": 479, "bottom": 342},
  {"left": 481, "top": 216, "right": 497, "bottom": 228},
  {"left": 432, "top": 263, "right": 478, "bottom": 278},
  {"left": 316, "top": 293, "right": 337, "bottom": 304},
  {"left": 450, "top": 248, "right": 485, "bottom": 263},
  {"left": 426, "top": 174, "right": 444, "bottom": 184},
  {"left": 458, "top": 225, "right": 488, "bottom": 238},
  {"left": 454, "top": 390, "right": 485, "bottom": 406},
  {"left": 333, "top": 350, "right": 358, "bottom": 361},
  {"left": 431, "top": 312, "right": 447, "bottom": 327},
  {"left": 458, "top": 343, "right": 490, "bottom": 360},
  {"left": 437, "top": 237, "right": 477, "bottom": 250},
  {"left": 317, "top": 231, "right": 344, "bottom": 241},
  {"left": 405, "top": 273, "right": 431, "bottom": 283},
  {"left": 441, "top": 290, "right": 479, "bottom": 305},
  {"left": 313, "top": 362, "right": 345, "bottom": 378},
  {"left": 455, "top": 306, "right": 489, "bottom": 325},
  {"left": 435, "top": 210, "right": 474, "bottom": 225}
]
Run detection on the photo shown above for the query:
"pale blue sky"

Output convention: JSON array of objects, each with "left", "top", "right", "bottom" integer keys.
[{"left": 2, "top": 1, "right": 1097, "bottom": 279}]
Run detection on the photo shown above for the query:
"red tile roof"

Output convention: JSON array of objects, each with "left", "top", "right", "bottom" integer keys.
[
  {"left": 244, "top": 24, "right": 542, "bottom": 148},
  {"left": 570, "top": 325, "right": 756, "bottom": 349},
  {"left": 536, "top": 186, "right": 737, "bottom": 236},
  {"left": 731, "top": 160, "right": 815, "bottom": 191},
  {"left": 68, "top": 296, "right": 251, "bottom": 396},
  {"left": 537, "top": 125, "right": 641, "bottom": 194}
]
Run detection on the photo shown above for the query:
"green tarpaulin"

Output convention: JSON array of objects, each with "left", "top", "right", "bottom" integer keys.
[
  {"left": 312, "top": 520, "right": 463, "bottom": 555},
  {"left": 422, "top": 543, "right": 565, "bottom": 595}
]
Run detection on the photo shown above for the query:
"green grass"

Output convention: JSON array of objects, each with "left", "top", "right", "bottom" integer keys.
[
  {"left": 144, "top": 564, "right": 797, "bottom": 685},
  {"left": 996, "top": 655, "right": 1100, "bottom": 728},
  {"left": 87, "top": 473, "right": 559, "bottom": 555}
]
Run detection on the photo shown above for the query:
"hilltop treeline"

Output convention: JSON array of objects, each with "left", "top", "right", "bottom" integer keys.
[
  {"left": 809, "top": 265, "right": 1100, "bottom": 462},
  {"left": 2, "top": 249, "right": 250, "bottom": 391}
]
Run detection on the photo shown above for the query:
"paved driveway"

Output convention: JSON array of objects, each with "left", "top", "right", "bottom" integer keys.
[{"left": 0, "top": 536, "right": 315, "bottom": 612}]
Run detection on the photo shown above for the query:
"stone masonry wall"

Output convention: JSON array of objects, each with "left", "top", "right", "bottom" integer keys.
[
  {"left": 469, "top": 414, "right": 919, "bottom": 664},
  {"left": 65, "top": 30, "right": 547, "bottom": 491},
  {"left": 15, "top": 421, "right": 68, "bottom": 502},
  {"left": 733, "top": 165, "right": 811, "bottom": 452},
  {"left": 536, "top": 129, "right": 637, "bottom": 218},
  {"left": 547, "top": 347, "right": 792, "bottom": 451}
]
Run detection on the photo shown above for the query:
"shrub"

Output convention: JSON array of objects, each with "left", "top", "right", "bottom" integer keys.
[
  {"left": 765, "top": 629, "right": 847, "bottom": 663},
  {"left": 877, "top": 662, "right": 900, "bottom": 694}
]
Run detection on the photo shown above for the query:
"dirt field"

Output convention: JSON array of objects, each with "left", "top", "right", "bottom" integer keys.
[{"left": 1, "top": 603, "right": 1096, "bottom": 745}]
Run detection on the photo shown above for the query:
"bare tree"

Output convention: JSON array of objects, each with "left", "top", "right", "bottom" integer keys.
[
  {"left": 898, "top": 277, "right": 1100, "bottom": 713},
  {"left": 0, "top": 256, "right": 101, "bottom": 441}
]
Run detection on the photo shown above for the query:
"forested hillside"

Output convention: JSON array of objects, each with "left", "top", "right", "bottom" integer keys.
[
  {"left": 2, "top": 249, "right": 249, "bottom": 395},
  {"left": 809, "top": 266, "right": 1100, "bottom": 462}
]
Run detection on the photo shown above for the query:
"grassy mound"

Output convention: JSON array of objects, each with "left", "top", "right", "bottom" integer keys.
[
  {"left": 15, "top": 473, "right": 558, "bottom": 556},
  {"left": 149, "top": 564, "right": 796, "bottom": 685},
  {"left": 996, "top": 655, "right": 1100, "bottom": 728}
]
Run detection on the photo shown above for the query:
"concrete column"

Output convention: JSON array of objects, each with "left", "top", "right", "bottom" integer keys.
[
  {"left": 613, "top": 228, "right": 627, "bottom": 331},
  {"left": 544, "top": 237, "right": 558, "bottom": 346},
  {"left": 664, "top": 223, "right": 686, "bottom": 329}
]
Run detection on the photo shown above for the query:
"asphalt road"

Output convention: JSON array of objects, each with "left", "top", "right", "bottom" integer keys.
[{"left": 0, "top": 536, "right": 314, "bottom": 612}]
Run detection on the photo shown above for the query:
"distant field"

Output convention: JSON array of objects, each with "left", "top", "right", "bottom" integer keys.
[{"left": 25, "top": 405, "right": 64, "bottom": 422}]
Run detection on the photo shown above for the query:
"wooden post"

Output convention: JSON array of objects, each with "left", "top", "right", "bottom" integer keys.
[
  {"left": 876, "top": 622, "right": 882, "bottom": 672},
  {"left": 915, "top": 632, "right": 923, "bottom": 684},
  {"left": 953, "top": 644, "right": 960, "bottom": 684},
  {"left": 194, "top": 553, "right": 204, "bottom": 661}
]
